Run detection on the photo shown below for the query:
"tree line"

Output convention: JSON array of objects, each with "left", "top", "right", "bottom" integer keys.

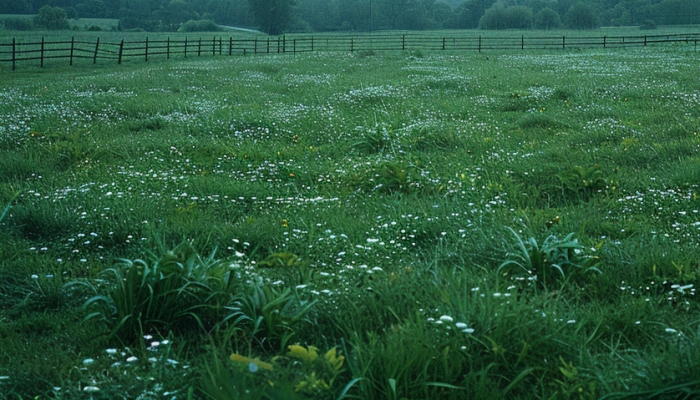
[{"left": 1, "top": 0, "right": 698, "bottom": 34}]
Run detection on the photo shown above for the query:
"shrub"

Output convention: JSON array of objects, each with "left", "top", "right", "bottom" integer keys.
[
  {"left": 564, "top": 2, "right": 600, "bottom": 30},
  {"left": 34, "top": 5, "right": 70, "bottom": 30},
  {"left": 534, "top": 7, "right": 562, "bottom": 30},
  {"left": 507, "top": 5, "right": 534, "bottom": 29},
  {"left": 480, "top": 3, "right": 533, "bottom": 30},
  {"left": 178, "top": 19, "right": 222, "bottom": 32},
  {"left": 479, "top": 3, "right": 509, "bottom": 30}
]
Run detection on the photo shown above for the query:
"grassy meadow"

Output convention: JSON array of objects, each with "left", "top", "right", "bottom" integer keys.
[{"left": 1, "top": 36, "right": 700, "bottom": 399}]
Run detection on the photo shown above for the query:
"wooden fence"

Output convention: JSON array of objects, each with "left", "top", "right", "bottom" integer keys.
[{"left": 1, "top": 32, "right": 699, "bottom": 71}]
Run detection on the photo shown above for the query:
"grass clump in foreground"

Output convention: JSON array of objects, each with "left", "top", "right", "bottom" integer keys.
[{"left": 1, "top": 39, "right": 700, "bottom": 399}]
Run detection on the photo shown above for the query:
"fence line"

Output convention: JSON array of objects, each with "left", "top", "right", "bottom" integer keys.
[{"left": 1, "top": 32, "right": 699, "bottom": 71}]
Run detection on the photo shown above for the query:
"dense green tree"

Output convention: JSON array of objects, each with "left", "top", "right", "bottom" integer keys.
[
  {"left": 564, "top": 2, "right": 599, "bottom": 29},
  {"left": 454, "top": 0, "right": 496, "bottom": 29},
  {"left": 248, "top": 0, "right": 295, "bottom": 34},
  {"left": 75, "top": 0, "right": 107, "bottom": 18},
  {"left": 296, "top": 0, "right": 340, "bottom": 31},
  {"left": 479, "top": 2, "right": 533, "bottom": 30},
  {"left": 10, "top": 0, "right": 700, "bottom": 33},
  {"left": 33, "top": 5, "right": 69, "bottom": 29},
  {"left": 507, "top": 5, "right": 533, "bottom": 28},
  {"left": 534, "top": 6, "right": 561, "bottom": 29},
  {"left": 479, "top": 2, "right": 508, "bottom": 29},
  {"left": 0, "top": 0, "right": 33, "bottom": 14},
  {"left": 653, "top": 0, "right": 700, "bottom": 25},
  {"left": 155, "top": 0, "right": 198, "bottom": 30}
]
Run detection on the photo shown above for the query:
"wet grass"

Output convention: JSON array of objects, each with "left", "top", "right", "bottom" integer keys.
[{"left": 1, "top": 41, "right": 700, "bottom": 399}]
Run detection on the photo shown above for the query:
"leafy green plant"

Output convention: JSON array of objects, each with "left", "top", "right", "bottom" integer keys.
[
  {"left": 229, "top": 284, "right": 316, "bottom": 351},
  {"left": 74, "top": 240, "right": 238, "bottom": 343},
  {"left": 556, "top": 165, "right": 610, "bottom": 201},
  {"left": 553, "top": 357, "right": 597, "bottom": 400},
  {"left": 352, "top": 124, "right": 395, "bottom": 154},
  {"left": 498, "top": 228, "right": 601, "bottom": 291},
  {"left": 373, "top": 161, "right": 419, "bottom": 194}
]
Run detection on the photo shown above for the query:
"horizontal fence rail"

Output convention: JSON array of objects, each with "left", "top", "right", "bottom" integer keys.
[{"left": 1, "top": 32, "right": 699, "bottom": 71}]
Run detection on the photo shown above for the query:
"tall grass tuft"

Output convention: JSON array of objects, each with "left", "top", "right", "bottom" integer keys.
[{"left": 74, "top": 240, "right": 239, "bottom": 343}]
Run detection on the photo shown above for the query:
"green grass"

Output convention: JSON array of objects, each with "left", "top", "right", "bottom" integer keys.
[{"left": 1, "top": 33, "right": 700, "bottom": 399}]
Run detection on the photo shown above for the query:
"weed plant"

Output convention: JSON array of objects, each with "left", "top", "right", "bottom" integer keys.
[{"left": 1, "top": 39, "right": 700, "bottom": 399}]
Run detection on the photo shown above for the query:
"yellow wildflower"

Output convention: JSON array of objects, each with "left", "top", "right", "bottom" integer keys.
[
  {"left": 324, "top": 347, "right": 345, "bottom": 371},
  {"left": 287, "top": 345, "right": 319, "bottom": 363}
]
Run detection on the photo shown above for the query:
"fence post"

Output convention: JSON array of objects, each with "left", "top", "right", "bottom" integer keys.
[
  {"left": 277, "top": 37, "right": 280, "bottom": 53},
  {"left": 351, "top": 37, "right": 354, "bottom": 52},
  {"left": 283, "top": 35, "right": 286, "bottom": 53},
  {"left": 293, "top": 38, "right": 296, "bottom": 54},
  {"left": 167, "top": 37, "right": 170, "bottom": 59},
  {"left": 267, "top": 38, "right": 270, "bottom": 53},
  {"left": 562, "top": 36, "right": 565, "bottom": 49},
  {"left": 184, "top": 37, "right": 188, "bottom": 58},
  {"left": 40, "top": 36, "right": 45, "bottom": 68},
  {"left": 644, "top": 35, "right": 647, "bottom": 46},
  {"left": 145, "top": 37, "right": 149, "bottom": 62},
  {"left": 521, "top": 35, "right": 524, "bottom": 50},
  {"left": 230, "top": 37, "right": 233, "bottom": 55},
  {"left": 478, "top": 36, "right": 481, "bottom": 53},
  {"left": 198, "top": 38, "right": 201, "bottom": 56},
  {"left": 12, "top": 38, "right": 16, "bottom": 71},
  {"left": 93, "top": 37, "right": 99, "bottom": 64},
  {"left": 402, "top": 34, "right": 405, "bottom": 51},
  {"left": 212, "top": 36, "right": 216, "bottom": 56},
  {"left": 254, "top": 37, "right": 257, "bottom": 54},
  {"left": 118, "top": 39, "right": 124, "bottom": 64},
  {"left": 311, "top": 36, "right": 314, "bottom": 51},
  {"left": 69, "top": 36, "right": 75, "bottom": 66},
  {"left": 219, "top": 37, "right": 222, "bottom": 55},
  {"left": 603, "top": 36, "right": 606, "bottom": 49},
  {"left": 442, "top": 37, "right": 445, "bottom": 50}
]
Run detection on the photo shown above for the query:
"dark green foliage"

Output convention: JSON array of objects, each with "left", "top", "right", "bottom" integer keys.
[
  {"left": 247, "top": 0, "right": 295, "bottom": 35},
  {"left": 33, "top": 5, "right": 70, "bottom": 30},
  {"left": 479, "top": 3, "right": 534, "bottom": 30},
  {"left": 534, "top": 7, "right": 562, "bottom": 30},
  {"left": 564, "top": 3, "right": 600, "bottom": 30}
]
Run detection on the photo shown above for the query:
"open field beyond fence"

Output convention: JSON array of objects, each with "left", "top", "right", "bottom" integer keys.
[{"left": 1, "top": 30, "right": 699, "bottom": 70}]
